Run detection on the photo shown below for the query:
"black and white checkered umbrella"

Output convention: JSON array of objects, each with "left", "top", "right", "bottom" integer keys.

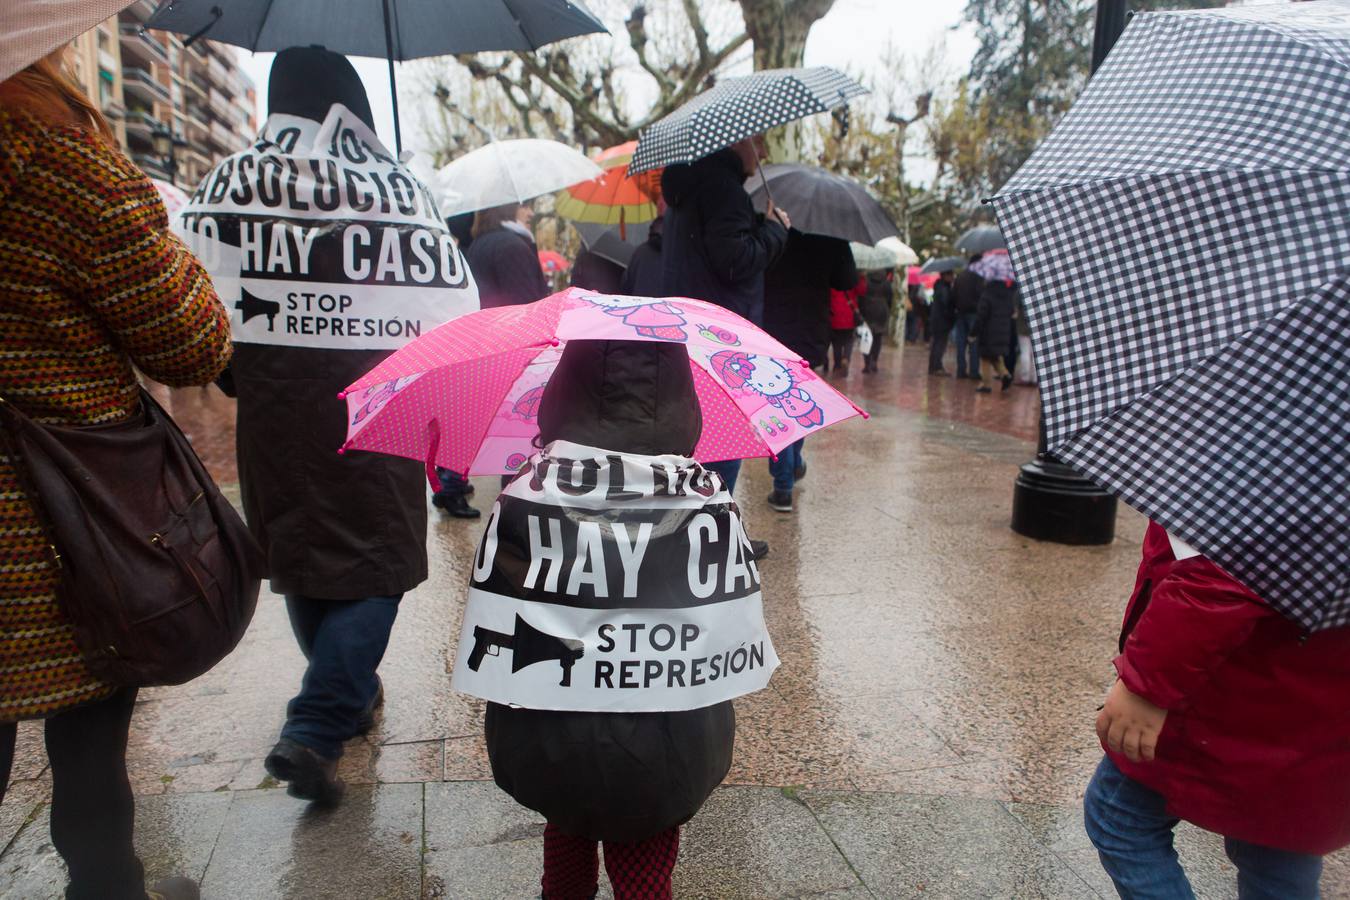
[
  {"left": 628, "top": 67, "right": 867, "bottom": 174},
  {"left": 991, "top": 1, "right": 1350, "bottom": 631}
]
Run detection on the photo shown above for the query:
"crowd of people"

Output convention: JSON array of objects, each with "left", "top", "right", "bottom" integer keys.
[{"left": 1, "top": 35, "right": 1347, "bottom": 900}]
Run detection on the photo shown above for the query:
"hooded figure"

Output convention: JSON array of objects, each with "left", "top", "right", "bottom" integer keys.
[
  {"left": 221, "top": 46, "right": 463, "bottom": 802},
  {"left": 483, "top": 341, "right": 736, "bottom": 844}
]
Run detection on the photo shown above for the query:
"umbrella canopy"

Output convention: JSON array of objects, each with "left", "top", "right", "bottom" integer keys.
[
  {"left": 746, "top": 164, "right": 898, "bottom": 245},
  {"left": 573, "top": 220, "right": 649, "bottom": 267},
  {"left": 435, "top": 139, "right": 603, "bottom": 217},
  {"left": 906, "top": 267, "right": 938, "bottom": 288},
  {"left": 555, "top": 141, "right": 661, "bottom": 230},
  {"left": 953, "top": 225, "right": 1005, "bottom": 255},
  {"left": 969, "top": 249, "right": 1014, "bottom": 283},
  {"left": 990, "top": 0, "right": 1350, "bottom": 631},
  {"left": 848, "top": 242, "right": 898, "bottom": 272},
  {"left": 538, "top": 250, "right": 570, "bottom": 274},
  {"left": 2, "top": 0, "right": 135, "bottom": 83},
  {"left": 629, "top": 67, "right": 867, "bottom": 174},
  {"left": 341, "top": 288, "right": 866, "bottom": 476},
  {"left": 876, "top": 236, "right": 918, "bottom": 267},
  {"left": 149, "top": 177, "right": 190, "bottom": 220},
  {"left": 147, "top": 0, "right": 605, "bottom": 153},
  {"left": 920, "top": 256, "right": 965, "bottom": 274}
]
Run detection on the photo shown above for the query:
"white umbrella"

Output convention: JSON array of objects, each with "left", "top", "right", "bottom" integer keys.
[
  {"left": 435, "top": 140, "right": 603, "bottom": 216},
  {"left": 848, "top": 242, "right": 898, "bottom": 271},
  {"left": 2, "top": 0, "right": 136, "bottom": 83},
  {"left": 877, "top": 236, "right": 919, "bottom": 267}
]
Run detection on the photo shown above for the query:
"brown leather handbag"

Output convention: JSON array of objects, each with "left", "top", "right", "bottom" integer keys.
[{"left": 0, "top": 389, "right": 264, "bottom": 686}]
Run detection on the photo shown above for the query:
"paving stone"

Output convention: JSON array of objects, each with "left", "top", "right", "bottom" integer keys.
[
  {"left": 422, "top": 780, "right": 547, "bottom": 899},
  {"left": 803, "top": 789, "right": 1099, "bottom": 899},
  {"left": 200, "top": 784, "right": 422, "bottom": 900}
]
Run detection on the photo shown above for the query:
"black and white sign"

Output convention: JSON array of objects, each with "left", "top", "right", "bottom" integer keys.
[
  {"left": 452, "top": 442, "right": 779, "bottom": 711},
  {"left": 175, "top": 106, "right": 478, "bottom": 350}
]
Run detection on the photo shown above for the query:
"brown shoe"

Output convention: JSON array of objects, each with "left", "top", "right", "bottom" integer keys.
[{"left": 147, "top": 876, "right": 200, "bottom": 900}]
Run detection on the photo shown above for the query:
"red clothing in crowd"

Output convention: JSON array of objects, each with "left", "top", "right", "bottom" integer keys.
[{"left": 829, "top": 276, "right": 865, "bottom": 330}]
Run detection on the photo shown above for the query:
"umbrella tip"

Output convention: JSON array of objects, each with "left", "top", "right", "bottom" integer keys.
[
  {"left": 337, "top": 448, "right": 346, "bottom": 456},
  {"left": 336, "top": 390, "right": 348, "bottom": 400}
]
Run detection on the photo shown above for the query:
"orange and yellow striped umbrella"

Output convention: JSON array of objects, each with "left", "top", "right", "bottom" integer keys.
[{"left": 555, "top": 141, "right": 661, "bottom": 235}]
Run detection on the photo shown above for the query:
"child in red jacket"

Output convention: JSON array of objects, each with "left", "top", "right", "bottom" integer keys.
[{"left": 1086, "top": 521, "right": 1350, "bottom": 898}]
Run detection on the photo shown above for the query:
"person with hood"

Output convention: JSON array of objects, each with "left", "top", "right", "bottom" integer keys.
[
  {"left": 570, "top": 249, "right": 626, "bottom": 294},
  {"left": 0, "top": 46, "right": 231, "bottom": 900},
  {"left": 211, "top": 47, "right": 476, "bottom": 804},
  {"left": 970, "top": 252, "right": 1017, "bottom": 394},
  {"left": 828, "top": 275, "right": 865, "bottom": 376},
  {"left": 464, "top": 340, "right": 771, "bottom": 899},
  {"left": 659, "top": 134, "right": 789, "bottom": 508},
  {"left": 859, "top": 268, "right": 896, "bottom": 374},
  {"left": 1085, "top": 523, "right": 1350, "bottom": 898},
  {"left": 761, "top": 232, "right": 856, "bottom": 512},
  {"left": 619, "top": 205, "right": 666, "bottom": 297},
  {"left": 949, "top": 256, "right": 985, "bottom": 379},
  {"left": 467, "top": 201, "right": 549, "bottom": 309},
  {"left": 928, "top": 269, "right": 955, "bottom": 376}
]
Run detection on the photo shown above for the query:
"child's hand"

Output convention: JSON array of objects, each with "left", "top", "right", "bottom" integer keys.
[{"left": 1096, "top": 679, "right": 1168, "bottom": 763}]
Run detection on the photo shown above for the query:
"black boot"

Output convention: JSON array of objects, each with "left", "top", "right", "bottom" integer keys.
[
  {"left": 432, "top": 492, "right": 481, "bottom": 518},
  {"left": 265, "top": 738, "right": 344, "bottom": 805}
]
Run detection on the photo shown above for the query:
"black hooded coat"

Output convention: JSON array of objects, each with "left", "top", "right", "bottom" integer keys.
[
  {"left": 229, "top": 47, "right": 428, "bottom": 600},
  {"left": 762, "top": 231, "right": 856, "bottom": 367},
  {"left": 658, "top": 149, "right": 787, "bottom": 324},
  {"left": 484, "top": 340, "right": 736, "bottom": 842}
]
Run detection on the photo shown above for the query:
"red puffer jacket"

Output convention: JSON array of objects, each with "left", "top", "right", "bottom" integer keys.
[
  {"left": 1109, "top": 522, "right": 1350, "bottom": 855},
  {"left": 829, "top": 276, "right": 864, "bottom": 330}
]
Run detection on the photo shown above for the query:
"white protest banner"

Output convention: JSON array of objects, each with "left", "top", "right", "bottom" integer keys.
[
  {"left": 174, "top": 106, "right": 479, "bottom": 350},
  {"left": 451, "top": 442, "right": 779, "bottom": 712}
]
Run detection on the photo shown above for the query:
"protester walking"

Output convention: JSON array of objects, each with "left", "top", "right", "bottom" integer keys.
[
  {"left": 659, "top": 133, "right": 788, "bottom": 513},
  {"left": 828, "top": 276, "right": 863, "bottom": 376},
  {"left": 970, "top": 252, "right": 1016, "bottom": 393},
  {"left": 193, "top": 47, "right": 480, "bottom": 804},
  {"left": 948, "top": 257, "right": 984, "bottom": 379},
  {"left": 762, "top": 231, "right": 856, "bottom": 512},
  {"left": 1085, "top": 524, "right": 1350, "bottom": 899},
  {"left": 859, "top": 269, "right": 895, "bottom": 374},
  {"left": 928, "top": 269, "right": 955, "bottom": 375},
  {"left": 0, "top": 48, "right": 232, "bottom": 900},
  {"left": 466, "top": 202, "right": 550, "bottom": 309}
]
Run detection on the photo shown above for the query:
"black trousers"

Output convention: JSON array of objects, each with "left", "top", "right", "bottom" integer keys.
[
  {"left": 830, "top": 328, "right": 855, "bottom": 369},
  {"left": 864, "top": 325, "right": 884, "bottom": 367},
  {"left": 0, "top": 688, "right": 145, "bottom": 900}
]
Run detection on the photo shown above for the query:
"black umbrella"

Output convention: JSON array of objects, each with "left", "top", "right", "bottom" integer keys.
[
  {"left": 991, "top": 1, "right": 1350, "bottom": 631},
  {"left": 744, "top": 164, "right": 898, "bottom": 245},
  {"left": 628, "top": 67, "right": 867, "bottom": 175},
  {"left": 146, "top": 0, "right": 606, "bottom": 154},
  {"left": 953, "top": 225, "right": 1005, "bottom": 255},
  {"left": 920, "top": 256, "right": 964, "bottom": 274}
]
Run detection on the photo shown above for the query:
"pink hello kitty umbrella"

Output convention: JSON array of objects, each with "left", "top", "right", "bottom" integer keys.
[{"left": 340, "top": 287, "right": 867, "bottom": 480}]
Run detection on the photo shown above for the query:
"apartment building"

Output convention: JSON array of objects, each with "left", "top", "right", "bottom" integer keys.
[{"left": 67, "top": 0, "right": 257, "bottom": 190}]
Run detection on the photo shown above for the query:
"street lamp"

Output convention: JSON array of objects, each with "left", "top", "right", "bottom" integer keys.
[
  {"left": 151, "top": 123, "right": 188, "bottom": 185},
  {"left": 1008, "top": 0, "right": 1130, "bottom": 546}
]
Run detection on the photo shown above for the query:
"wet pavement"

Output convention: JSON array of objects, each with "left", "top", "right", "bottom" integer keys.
[{"left": 2, "top": 342, "right": 1346, "bottom": 898}]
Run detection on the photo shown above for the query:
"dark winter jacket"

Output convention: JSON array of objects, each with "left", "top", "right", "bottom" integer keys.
[
  {"left": 620, "top": 229, "right": 663, "bottom": 297},
  {"left": 762, "top": 231, "right": 856, "bottom": 367},
  {"left": 1110, "top": 522, "right": 1350, "bottom": 855},
  {"left": 659, "top": 149, "right": 788, "bottom": 324},
  {"left": 929, "top": 276, "right": 954, "bottom": 334},
  {"left": 485, "top": 340, "right": 735, "bottom": 842},
  {"left": 974, "top": 279, "right": 1016, "bottom": 360},
  {"left": 231, "top": 48, "right": 428, "bottom": 600},
  {"left": 467, "top": 226, "right": 548, "bottom": 309},
  {"left": 859, "top": 270, "right": 894, "bottom": 331},
  {"left": 951, "top": 268, "right": 984, "bottom": 317},
  {"left": 570, "top": 250, "right": 625, "bottom": 295}
]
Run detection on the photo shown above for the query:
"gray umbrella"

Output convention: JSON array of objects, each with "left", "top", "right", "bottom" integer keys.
[
  {"left": 146, "top": 0, "right": 605, "bottom": 153},
  {"left": 746, "top": 164, "right": 898, "bottom": 245},
  {"left": 573, "top": 220, "right": 650, "bottom": 268},
  {"left": 953, "top": 225, "right": 1005, "bottom": 255},
  {"left": 920, "top": 256, "right": 965, "bottom": 274},
  {"left": 629, "top": 67, "right": 867, "bottom": 175}
]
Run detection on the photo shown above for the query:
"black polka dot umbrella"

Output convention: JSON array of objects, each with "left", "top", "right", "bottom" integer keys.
[{"left": 628, "top": 67, "right": 868, "bottom": 175}]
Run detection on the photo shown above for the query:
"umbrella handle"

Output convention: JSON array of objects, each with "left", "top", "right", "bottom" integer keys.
[{"left": 757, "top": 161, "right": 777, "bottom": 219}]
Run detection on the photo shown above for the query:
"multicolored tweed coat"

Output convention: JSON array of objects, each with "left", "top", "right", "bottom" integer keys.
[{"left": 0, "top": 108, "right": 231, "bottom": 720}]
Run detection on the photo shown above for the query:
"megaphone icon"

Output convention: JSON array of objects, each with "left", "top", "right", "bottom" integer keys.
[
  {"left": 236, "top": 288, "right": 280, "bottom": 332},
  {"left": 468, "top": 613, "right": 586, "bottom": 687}
]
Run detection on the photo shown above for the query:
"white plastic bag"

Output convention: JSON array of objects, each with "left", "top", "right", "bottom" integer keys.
[{"left": 856, "top": 324, "right": 873, "bottom": 357}]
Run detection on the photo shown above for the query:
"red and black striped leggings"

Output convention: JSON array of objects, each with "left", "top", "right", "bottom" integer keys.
[{"left": 541, "top": 822, "right": 680, "bottom": 899}]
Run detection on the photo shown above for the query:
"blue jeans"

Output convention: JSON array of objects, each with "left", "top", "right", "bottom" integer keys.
[
  {"left": 1084, "top": 756, "right": 1323, "bottom": 900},
  {"left": 281, "top": 594, "right": 402, "bottom": 759},
  {"left": 949, "top": 313, "right": 980, "bottom": 377},
  {"left": 705, "top": 459, "right": 741, "bottom": 494},
  {"left": 768, "top": 439, "right": 805, "bottom": 493}
]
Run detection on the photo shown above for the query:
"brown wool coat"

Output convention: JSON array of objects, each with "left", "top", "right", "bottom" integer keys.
[{"left": 0, "top": 109, "right": 232, "bottom": 721}]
